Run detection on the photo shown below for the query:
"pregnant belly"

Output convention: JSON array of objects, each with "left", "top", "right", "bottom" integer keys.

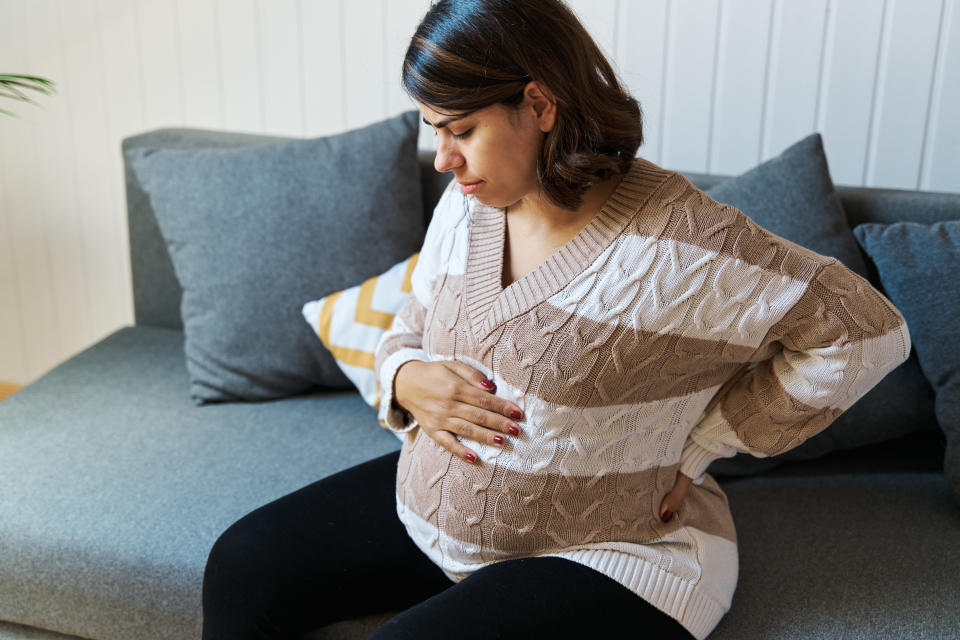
[{"left": 395, "top": 427, "right": 666, "bottom": 562}]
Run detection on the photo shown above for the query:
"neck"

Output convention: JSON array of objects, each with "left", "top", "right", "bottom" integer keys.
[{"left": 507, "top": 172, "right": 626, "bottom": 230}]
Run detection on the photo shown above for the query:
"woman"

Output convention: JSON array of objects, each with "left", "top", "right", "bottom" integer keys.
[{"left": 202, "top": 2, "right": 911, "bottom": 639}]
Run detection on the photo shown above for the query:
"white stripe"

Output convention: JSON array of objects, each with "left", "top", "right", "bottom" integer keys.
[
  {"left": 552, "top": 234, "right": 810, "bottom": 349},
  {"left": 397, "top": 494, "right": 735, "bottom": 640},
  {"left": 542, "top": 529, "right": 737, "bottom": 640},
  {"left": 427, "top": 354, "right": 722, "bottom": 476},
  {"left": 396, "top": 490, "right": 492, "bottom": 574},
  {"left": 776, "top": 328, "right": 911, "bottom": 410}
]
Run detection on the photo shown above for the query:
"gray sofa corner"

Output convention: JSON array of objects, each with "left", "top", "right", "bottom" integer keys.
[{"left": 0, "top": 127, "right": 957, "bottom": 640}]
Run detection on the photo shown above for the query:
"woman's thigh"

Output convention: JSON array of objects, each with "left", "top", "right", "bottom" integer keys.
[
  {"left": 201, "top": 449, "right": 454, "bottom": 640},
  {"left": 369, "top": 556, "right": 695, "bottom": 640}
]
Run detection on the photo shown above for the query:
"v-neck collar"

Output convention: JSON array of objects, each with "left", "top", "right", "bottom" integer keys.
[{"left": 462, "top": 156, "right": 674, "bottom": 343}]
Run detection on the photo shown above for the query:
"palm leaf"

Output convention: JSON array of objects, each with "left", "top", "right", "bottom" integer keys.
[{"left": 0, "top": 74, "right": 57, "bottom": 116}]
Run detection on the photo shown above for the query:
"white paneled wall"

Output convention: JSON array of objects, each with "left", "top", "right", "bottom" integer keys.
[{"left": 0, "top": 0, "right": 957, "bottom": 387}]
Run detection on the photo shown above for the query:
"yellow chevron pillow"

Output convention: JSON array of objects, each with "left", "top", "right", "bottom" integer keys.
[{"left": 301, "top": 253, "right": 418, "bottom": 412}]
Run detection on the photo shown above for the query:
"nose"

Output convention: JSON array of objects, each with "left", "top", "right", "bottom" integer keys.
[{"left": 433, "top": 139, "right": 464, "bottom": 174}]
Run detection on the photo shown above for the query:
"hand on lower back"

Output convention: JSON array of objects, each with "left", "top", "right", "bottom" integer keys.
[{"left": 659, "top": 470, "right": 693, "bottom": 522}]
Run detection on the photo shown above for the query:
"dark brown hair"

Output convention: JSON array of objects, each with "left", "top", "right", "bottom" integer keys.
[{"left": 402, "top": 0, "right": 645, "bottom": 211}]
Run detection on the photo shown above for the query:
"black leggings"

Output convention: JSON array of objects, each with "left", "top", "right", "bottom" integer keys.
[{"left": 201, "top": 449, "right": 695, "bottom": 640}]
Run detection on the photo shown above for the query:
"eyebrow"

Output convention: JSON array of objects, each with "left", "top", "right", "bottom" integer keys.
[{"left": 422, "top": 113, "right": 470, "bottom": 129}]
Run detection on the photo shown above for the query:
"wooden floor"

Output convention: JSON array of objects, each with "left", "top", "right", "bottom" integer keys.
[{"left": 0, "top": 381, "right": 23, "bottom": 402}]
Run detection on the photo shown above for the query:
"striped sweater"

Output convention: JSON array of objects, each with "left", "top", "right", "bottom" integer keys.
[{"left": 373, "top": 156, "right": 911, "bottom": 640}]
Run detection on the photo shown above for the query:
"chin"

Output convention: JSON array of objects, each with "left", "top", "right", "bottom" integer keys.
[
  {"left": 473, "top": 193, "right": 510, "bottom": 208},
  {"left": 472, "top": 194, "right": 496, "bottom": 207}
]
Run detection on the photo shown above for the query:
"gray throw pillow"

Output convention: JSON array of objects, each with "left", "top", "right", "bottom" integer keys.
[
  {"left": 704, "top": 133, "right": 935, "bottom": 476},
  {"left": 853, "top": 221, "right": 960, "bottom": 505},
  {"left": 705, "top": 132, "right": 868, "bottom": 278},
  {"left": 128, "top": 110, "right": 426, "bottom": 405}
]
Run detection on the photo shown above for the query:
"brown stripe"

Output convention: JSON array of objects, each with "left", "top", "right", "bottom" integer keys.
[
  {"left": 397, "top": 433, "right": 737, "bottom": 559},
  {"left": 425, "top": 273, "right": 759, "bottom": 406},
  {"left": 718, "top": 260, "right": 908, "bottom": 454},
  {"left": 630, "top": 173, "right": 832, "bottom": 281},
  {"left": 422, "top": 202, "right": 905, "bottom": 411},
  {"left": 764, "top": 259, "right": 908, "bottom": 352}
]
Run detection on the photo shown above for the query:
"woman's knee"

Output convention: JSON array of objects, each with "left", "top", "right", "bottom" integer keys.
[
  {"left": 202, "top": 512, "right": 312, "bottom": 639},
  {"left": 202, "top": 515, "right": 267, "bottom": 612}
]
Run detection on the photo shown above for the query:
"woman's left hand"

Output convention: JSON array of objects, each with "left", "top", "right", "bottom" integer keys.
[{"left": 659, "top": 471, "right": 694, "bottom": 522}]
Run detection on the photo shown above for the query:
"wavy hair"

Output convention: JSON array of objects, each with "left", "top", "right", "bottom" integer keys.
[{"left": 401, "top": 0, "right": 645, "bottom": 211}]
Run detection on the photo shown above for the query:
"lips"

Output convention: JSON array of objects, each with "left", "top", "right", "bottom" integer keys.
[{"left": 459, "top": 180, "right": 483, "bottom": 195}]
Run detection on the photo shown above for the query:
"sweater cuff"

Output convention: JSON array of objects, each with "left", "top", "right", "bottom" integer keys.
[
  {"left": 377, "top": 348, "right": 429, "bottom": 434},
  {"left": 679, "top": 435, "right": 725, "bottom": 482}
]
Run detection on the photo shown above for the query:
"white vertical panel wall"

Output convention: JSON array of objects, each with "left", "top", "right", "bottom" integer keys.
[{"left": 0, "top": 0, "right": 957, "bottom": 387}]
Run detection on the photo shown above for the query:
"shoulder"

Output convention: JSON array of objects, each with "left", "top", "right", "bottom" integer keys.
[{"left": 652, "top": 169, "right": 833, "bottom": 282}]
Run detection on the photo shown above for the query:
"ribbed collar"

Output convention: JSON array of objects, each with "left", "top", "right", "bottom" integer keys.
[{"left": 463, "top": 156, "right": 674, "bottom": 344}]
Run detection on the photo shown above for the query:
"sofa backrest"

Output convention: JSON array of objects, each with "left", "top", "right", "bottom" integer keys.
[{"left": 122, "top": 127, "right": 960, "bottom": 330}]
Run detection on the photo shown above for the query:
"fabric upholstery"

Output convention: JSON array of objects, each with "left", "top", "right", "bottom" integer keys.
[
  {"left": 127, "top": 110, "right": 425, "bottom": 405},
  {"left": 853, "top": 220, "right": 960, "bottom": 504},
  {"left": 0, "top": 326, "right": 403, "bottom": 640},
  {"left": 0, "top": 326, "right": 951, "bottom": 639}
]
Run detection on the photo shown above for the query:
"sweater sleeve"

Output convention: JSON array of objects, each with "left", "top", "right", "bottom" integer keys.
[
  {"left": 374, "top": 177, "right": 459, "bottom": 434},
  {"left": 678, "top": 258, "right": 912, "bottom": 482}
]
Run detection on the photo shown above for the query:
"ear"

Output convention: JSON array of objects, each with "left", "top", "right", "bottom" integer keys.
[{"left": 522, "top": 80, "right": 556, "bottom": 133}]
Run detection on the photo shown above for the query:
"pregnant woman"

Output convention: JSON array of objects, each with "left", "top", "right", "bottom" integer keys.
[{"left": 201, "top": 1, "right": 911, "bottom": 639}]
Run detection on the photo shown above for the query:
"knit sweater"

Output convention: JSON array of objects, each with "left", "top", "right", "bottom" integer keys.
[{"left": 373, "top": 156, "right": 911, "bottom": 640}]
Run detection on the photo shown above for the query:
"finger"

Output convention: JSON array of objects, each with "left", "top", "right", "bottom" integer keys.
[
  {"left": 443, "top": 360, "right": 498, "bottom": 393},
  {"left": 448, "top": 417, "right": 509, "bottom": 448},
  {"left": 659, "top": 496, "right": 675, "bottom": 522},
  {"left": 675, "top": 472, "right": 694, "bottom": 491},
  {"left": 432, "top": 428, "right": 480, "bottom": 463},
  {"left": 659, "top": 492, "right": 681, "bottom": 522},
  {"left": 449, "top": 381, "right": 524, "bottom": 424},
  {"left": 439, "top": 362, "right": 526, "bottom": 424},
  {"left": 660, "top": 473, "right": 695, "bottom": 521},
  {"left": 452, "top": 398, "right": 522, "bottom": 438}
]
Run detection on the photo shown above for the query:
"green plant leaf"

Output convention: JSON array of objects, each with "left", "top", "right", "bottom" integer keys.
[{"left": 0, "top": 74, "right": 56, "bottom": 116}]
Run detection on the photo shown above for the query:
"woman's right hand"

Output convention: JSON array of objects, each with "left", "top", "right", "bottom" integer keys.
[{"left": 394, "top": 360, "right": 524, "bottom": 463}]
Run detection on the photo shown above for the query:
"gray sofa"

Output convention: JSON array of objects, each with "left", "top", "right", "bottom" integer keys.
[{"left": 1, "top": 126, "right": 958, "bottom": 640}]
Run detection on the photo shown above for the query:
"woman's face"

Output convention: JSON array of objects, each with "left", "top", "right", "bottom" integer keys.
[{"left": 418, "top": 82, "right": 556, "bottom": 210}]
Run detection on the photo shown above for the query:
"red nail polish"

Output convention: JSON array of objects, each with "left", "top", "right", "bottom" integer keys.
[
  {"left": 661, "top": 509, "right": 673, "bottom": 522},
  {"left": 510, "top": 409, "right": 522, "bottom": 420},
  {"left": 465, "top": 452, "right": 477, "bottom": 462},
  {"left": 508, "top": 425, "right": 520, "bottom": 436},
  {"left": 480, "top": 379, "right": 495, "bottom": 390}
]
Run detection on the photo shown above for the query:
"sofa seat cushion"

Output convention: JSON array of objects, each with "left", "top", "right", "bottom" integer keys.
[
  {"left": 709, "top": 432, "right": 957, "bottom": 640},
  {"left": 0, "top": 329, "right": 956, "bottom": 640},
  {"left": 0, "top": 326, "right": 402, "bottom": 640},
  {"left": 307, "top": 432, "right": 958, "bottom": 640}
]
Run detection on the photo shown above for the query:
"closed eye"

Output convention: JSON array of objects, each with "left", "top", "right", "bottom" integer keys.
[{"left": 433, "top": 128, "right": 472, "bottom": 140}]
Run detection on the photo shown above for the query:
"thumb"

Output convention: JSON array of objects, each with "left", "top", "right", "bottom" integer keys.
[{"left": 659, "top": 471, "right": 694, "bottom": 522}]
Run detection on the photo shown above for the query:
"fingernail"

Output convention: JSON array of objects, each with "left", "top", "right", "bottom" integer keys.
[
  {"left": 480, "top": 379, "right": 495, "bottom": 390},
  {"left": 510, "top": 408, "right": 523, "bottom": 420},
  {"left": 493, "top": 434, "right": 504, "bottom": 446},
  {"left": 661, "top": 509, "right": 673, "bottom": 522},
  {"left": 508, "top": 425, "right": 520, "bottom": 436},
  {"left": 465, "top": 452, "right": 477, "bottom": 462}
]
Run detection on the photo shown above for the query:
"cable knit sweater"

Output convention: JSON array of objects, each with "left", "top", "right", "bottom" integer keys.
[{"left": 373, "top": 156, "right": 911, "bottom": 640}]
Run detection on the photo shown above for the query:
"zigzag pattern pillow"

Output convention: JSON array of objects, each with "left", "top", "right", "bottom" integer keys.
[{"left": 302, "top": 253, "right": 419, "bottom": 423}]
